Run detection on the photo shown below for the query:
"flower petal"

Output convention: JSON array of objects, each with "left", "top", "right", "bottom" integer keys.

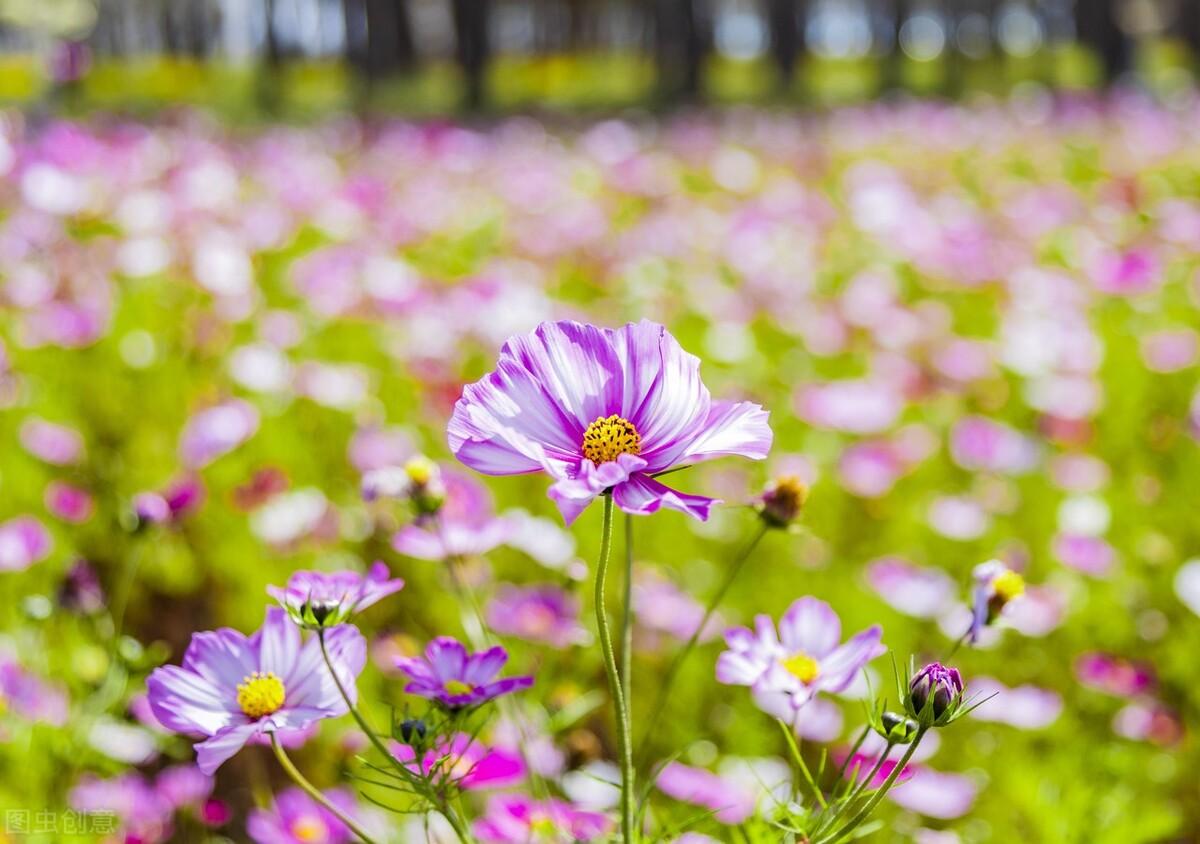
[
  {"left": 674, "top": 400, "right": 772, "bottom": 465},
  {"left": 816, "top": 626, "right": 885, "bottom": 693},
  {"left": 779, "top": 597, "right": 842, "bottom": 658},
  {"left": 611, "top": 474, "right": 719, "bottom": 521},
  {"left": 196, "top": 722, "right": 262, "bottom": 775},
  {"left": 146, "top": 665, "right": 238, "bottom": 735}
]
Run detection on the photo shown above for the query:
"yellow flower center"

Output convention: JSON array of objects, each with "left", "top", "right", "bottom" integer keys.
[
  {"left": 290, "top": 816, "right": 328, "bottom": 843},
  {"left": 444, "top": 679, "right": 475, "bottom": 696},
  {"left": 993, "top": 570, "right": 1025, "bottom": 602},
  {"left": 782, "top": 652, "right": 820, "bottom": 684},
  {"left": 582, "top": 414, "right": 642, "bottom": 465},
  {"left": 236, "top": 671, "right": 286, "bottom": 719}
]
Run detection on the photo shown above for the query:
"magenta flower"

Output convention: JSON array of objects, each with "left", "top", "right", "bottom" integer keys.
[
  {"left": 19, "top": 417, "right": 84, "bottom": 465},
  {"left": 146, "top": 607, "right": 366, "bottom": 774},
  {"left": 392, "top": 733, "right": 525, "bottom": 790},
  {"left": 179, "top": 399, "right": 260, "bottom": 468},
  {"left": 247, "top": 786, "right": 360, "bottom": 844},
  {"left": 486, "top": 584, "right": 586, "bottom": 648},
  {"left": 395, "top": 637, "right": 533, "bottom": 709},
  {"left": 45, "top": 480, "right": 94, "bottom": 523},
  {"left": 716, "top": 597, "right": 884, "bottom": 720},
  {"left": 447, "top": 320, "right": 771, "bottom": 524},
  {"left": 474, "top": 795, "right": 611, "bottom": 843},
  {"left": 655, "top": 762, "right": 756, "bottom": 825},
  {"left": 392, "top": 469, "right": 514, "bottom": 560},
  {"left": 267, "top": 561, "right": 404, "bottom": 628},
  {"left": 0, "top": 516, "right": 52, "bottom": 572}
]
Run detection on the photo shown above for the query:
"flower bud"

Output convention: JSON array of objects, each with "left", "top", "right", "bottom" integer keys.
[
  {"left": 878, "top": 711, "right": 921, "bottom": 744},
  {"left": 759, "top": 475, "right": 808, "bottom": 528},
  {"left": 398, "top": 718, "right": 427, "bottom": 744},
  {"left": 907, "top": 662, "right": 964, "bottom": 726}
]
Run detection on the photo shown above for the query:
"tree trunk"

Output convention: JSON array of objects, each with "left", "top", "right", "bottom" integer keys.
[
  {"left": 452, "top": 0, "right": 491, "bottom": 110},
  {"left": 1075, "top": 0, "right": 1130, "bottom": 85}
]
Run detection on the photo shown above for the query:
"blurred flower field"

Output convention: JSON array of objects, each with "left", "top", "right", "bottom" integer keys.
[{"left": 1, "top": 95, "right": 1200, "bottom": 842}]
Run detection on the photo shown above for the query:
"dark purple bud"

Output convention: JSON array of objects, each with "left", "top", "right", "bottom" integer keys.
[
  {"left": 909, "top": 662, "right": 964, "bottom": 723},
  {"left": 58, "top": 560, "right": 105, "bottom": 614}
]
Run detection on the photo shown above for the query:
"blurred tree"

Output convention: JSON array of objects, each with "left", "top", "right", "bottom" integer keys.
[
  {"left": 1075, "top": 0, "right": 1130, "bottom": 83},
  {"left": 654, "top": 0, "right": 709, "bottom": 101},
  {"left": 766, "top": 0, "right": 806, "bottom": 93},
  {"left": 452, "top": 0, "right": 490, "bottom": 109}
]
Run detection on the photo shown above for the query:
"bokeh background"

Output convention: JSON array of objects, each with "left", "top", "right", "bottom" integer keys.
[{"left": 2, "top": 1, "right": 1200, "bottom": 843}]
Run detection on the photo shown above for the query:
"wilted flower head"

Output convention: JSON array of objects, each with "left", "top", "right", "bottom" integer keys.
[
  {"left": 146, "top": 607, "right": 366, "bottom": 774},
  {"left": 758, "top": 475, "right": 808, "bottom": 528},
  {"left": 267, "top": 561, "right": 404, "bottom": 629},
  {"left": 396, "top": 637, "right": 533, "bottom": 709},
  {"left": 969, "top": 559, "right": 1025, "bottom": 643},
  {"left": 906, "top": 662, "right": 965, "bottom": 728},
  {"left": 448, "top": 319, "right": 771, "bottom": 524}
]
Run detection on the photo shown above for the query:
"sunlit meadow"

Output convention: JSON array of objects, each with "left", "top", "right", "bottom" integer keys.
[{"left": 2, "top": 95, "right": 1200, "bottom": 842}]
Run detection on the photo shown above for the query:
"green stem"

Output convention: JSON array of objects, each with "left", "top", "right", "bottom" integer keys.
[
  {"left": 832, "top": 725, "right": 872, "bottom": 790},
  {"left": 595, "top": 496, "right": 635, "bottom": 842},
  {"left": 777, "top": 720, "right": 828, "bottom": 809},
  {"left": 636, "top": 523, "right": 769, "bottom": 766},
  {"left": 317, "top": 631, "right": 472, "bottom": 844},
  {"left": 621, "top": 513, "right": 634, "bottom": 734},
  {"left": 820, "top": 729, "right": 926, "bottom": 844},
  {"left": 270, "top": 733, "right": 379, "bottom": 844}
]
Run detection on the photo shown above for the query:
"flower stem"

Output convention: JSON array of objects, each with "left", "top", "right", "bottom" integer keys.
[
  {"left": 270, "top": 733, "right": 379, "bottom": 844},
  {"left": 819, "top": 729, "right": 927, "bottom": 844},
  {"left": 832, "top": 724, "right": 872, "bottom": 789},
  {"left": 595, "top": 496, "right": 636, "bottom": 842},
  {"left": 317, "top": 631, "right": 473, "bottom": 844},
  {"left": 621, "top": 513, "right": 634, "bottom": 734},
  {"left": 777, "top": 720, "right": 828, "bottom": 809},
  {"left": 635, "top": 523, "right": 768, "bottom": 767}
]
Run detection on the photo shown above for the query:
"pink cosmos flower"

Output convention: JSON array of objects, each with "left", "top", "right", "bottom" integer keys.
[
  {"left": 966, "top": 677, "right": 1063, "bottom": 729},
  {"left": 447, "top": 320, "right": 771, "bottom": 524},
  {"left": 395, "top": 637, "right": 533, "bottom": 708},
  {"left": 716, "top": 597, "right": 884, "bottom": 721},
  {"left": 473, "top": 795, "right": 612, "bottom": 843},
  {"left": 0, "top": 516, "right": 52, "bottom": 571},
  {"left": 179, "top": 399, "right": 260, "bottom": 468},
  {"left": 392, "top": 733, "right": 525, "bottom": 790},
  {"left": 146, "top": 607, "right": 366, "bottom": 774},
  {"left": 19, "top": 417, "right": 84, "bottom": 465},
  {"left": 267, "top": 561, "right": 405, "bottom": 628},
  {"left": 486, "top": 584, "right": 587, "bottom": 648},
  {"left": 45, "top": 480, "right": 94, "bottom": 523},
  {"left": 247, "top": 787, "right": 360, "bottom": 844},
  {"left": 655, "top": 762, "right": 757, "bottom": 824}
]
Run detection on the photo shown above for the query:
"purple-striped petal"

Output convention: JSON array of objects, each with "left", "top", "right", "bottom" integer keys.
[
  {"left": 611, "top": 474, "right": 718, "bottom": 521},
  {"left": 816, "top": 626, "right": 885, "bottom": 693},
  {"left": 462, "top": 646, "right": 508, "bottom": 685},
  {"left": 675, "top": 400, "right": 773, "bottom": 465},
  {"left": 425, "top": 637, "right": 469, "bottom": 682},
  {"left": 195, "top": 723, "right": 261, "bottom": 775}
]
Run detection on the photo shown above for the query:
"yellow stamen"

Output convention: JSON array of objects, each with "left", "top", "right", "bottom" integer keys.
[
  {"left": 290, "top": 816, "right": 327, "bottom": 843},
  {"left": 236, "top": 671, "right": 286, "bottom": 719},
  {"left": 993, "top": 570, "right": 1025, "bottom": 602},
  {"left": 781, "top": 652, "right": 820, "bottom": 684},
  {"left": 581, "top": 414, "right": 642, "bottom": 465},
  {"left": 444, "top": 679, "right": 475, "bottom": 696}
]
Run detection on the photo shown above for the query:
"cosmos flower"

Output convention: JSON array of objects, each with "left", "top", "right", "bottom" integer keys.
[
  {"left": 715, "top": 597, "right": 884, "bottom": 720},
  {"left": 966, "top": 677, "right": 1062, "bottom": 729},
  {"left": 968, "top": 560, "right": 1026, "bottom": 642},
  {"left": 486, "top": 584, "right": 587, "bottom": 648},
  {"left": 179, "top": 399, "right": 260, "bottom": 468},
  {"left": 392, "top": 733, "right": 525, "bottom": 790},
  {"left": 447, "top": 319, "right": 771, "bottom": 524},
  {"left": 0, "top": 515, "right": 52, "bottom": 572},
  {"left": 247, "top": 787, "right": 359, "bottom": 844},
  {"left": 146, "top": 607, "right": 366, "bottom": 774},
  {"left": 392, "top": 469, "right": 513, "bottom": 560},
  {"left": 396, "top": 637, "right": 533, "bottom": 708},
  {"left": 0, "top": 655, "right": 69, "bottom": 726},
  {"left": 473, "top": 795, "right": 611, "bottom": 843},
  {"left": 907, "top": 662, "right": 965, "bottom": 727},
  {"left": 655, "top": 762, "right": 757, "bottom": 824},
  {"left": 267, "top": 561, "right": 405, "bottom": 629}
]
